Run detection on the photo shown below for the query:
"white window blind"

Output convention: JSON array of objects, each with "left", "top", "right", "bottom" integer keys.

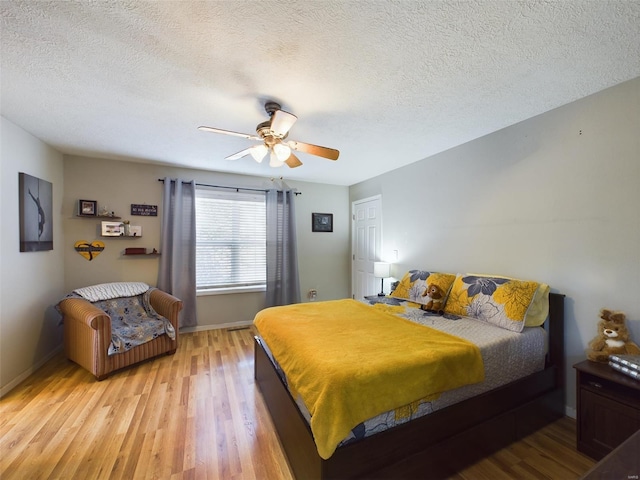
[{"left": 195, "top": 187, "right": 266, "bottom": 290}]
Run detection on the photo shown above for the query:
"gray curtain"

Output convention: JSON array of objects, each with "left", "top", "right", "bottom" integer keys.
[
  {"left": 265, "top": 187, "right": 301, "bottom": 306},
  {"left": 157, "top": 178, "right": 197, "bottom": 327}
]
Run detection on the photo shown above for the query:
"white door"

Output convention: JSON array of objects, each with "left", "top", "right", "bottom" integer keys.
[{"left": 352, "top": 195, "right": 382, "bottom": 300}]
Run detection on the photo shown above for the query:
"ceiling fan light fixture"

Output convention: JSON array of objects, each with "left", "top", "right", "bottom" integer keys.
[
  {"left": 199, "top": 100, "right": 339, "bottom": 169},
  {"left": 273, "top": 143, "right": 292, "bottom": 162},
  {"left": 249, "top": 144, "right": 268, "bottom": 163},
  {"left": 269, "top": 149, "right": 285, "bottom": 168}
]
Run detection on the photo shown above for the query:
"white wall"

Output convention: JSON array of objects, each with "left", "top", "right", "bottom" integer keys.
[
  {"left": 350, "top": 77, "right": 640, "bottom": 415},
  {"left": 0, "top": 116, "right": 65, "bottom": 395},
  {"left": 63, "top": 155, "right": 351, "bottom": 328}
]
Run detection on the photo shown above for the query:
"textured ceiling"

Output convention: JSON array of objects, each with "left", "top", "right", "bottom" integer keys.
[{"left": 2, "top": 1, "right": 639, "bottom": 186}]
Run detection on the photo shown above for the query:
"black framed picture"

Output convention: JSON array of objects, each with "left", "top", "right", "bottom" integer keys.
[
  {"left": 78, "top": 199, "right": 97, "bottom": 216},
  {"left": 19, "top": 172, "right": 53, "bottom": 252},
  {"left": 312, "top": 212, "right": 333, "bottom": 232}
]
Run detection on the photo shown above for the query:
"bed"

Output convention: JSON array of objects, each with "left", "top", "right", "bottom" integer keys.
[{"left": 254, "top": 272, "right": 565, "bottom": 479}]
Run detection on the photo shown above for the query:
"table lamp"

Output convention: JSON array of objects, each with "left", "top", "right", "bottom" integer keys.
[{"left": 374, "top": 262, "right": 391, "bottom": 296}]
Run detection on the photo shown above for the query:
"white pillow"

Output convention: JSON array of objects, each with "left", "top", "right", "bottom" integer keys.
[{"left": 74, "top": 282, "right": 150, "bottom": 302}]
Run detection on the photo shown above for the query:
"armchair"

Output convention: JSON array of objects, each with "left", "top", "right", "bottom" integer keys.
[{"left": 59, "top": 287, "right": 182, "bottom": 380}]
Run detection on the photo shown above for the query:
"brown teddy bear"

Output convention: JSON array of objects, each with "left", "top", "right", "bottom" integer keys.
[
  {"left": 586, "top": 308, "right": 640, "bottom": 362},
  {"left": 420, "top": 283, "right": 445, "bottom": 313}
]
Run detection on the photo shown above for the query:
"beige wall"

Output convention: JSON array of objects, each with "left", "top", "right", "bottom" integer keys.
[
  {"left": 350, "top": 77, "right": 640, "bottom": 416},
  {"left": 1, "top": 116, "right": 65, "bottom": 395},
  {"left": 63, "top": 156, "right": 351, "bottom": 328}
]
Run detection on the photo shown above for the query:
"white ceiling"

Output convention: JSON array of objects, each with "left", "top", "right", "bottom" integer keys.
[{"left": 2, "top": 1, "right": 639, "bottom": 186}]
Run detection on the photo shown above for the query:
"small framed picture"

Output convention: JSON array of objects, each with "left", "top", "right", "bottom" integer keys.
[
  {"left": 101, "top": 221, "right": 124, "bottom": 236},
  {"left": 312, "top": 213, "right": 333, "bottom": 232},
  {"left": 79, "top": 199, "right": 97, "bottom": 216}
]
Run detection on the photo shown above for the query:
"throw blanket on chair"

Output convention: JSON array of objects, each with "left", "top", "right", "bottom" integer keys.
[{"left": 254, "top": 299, "right": 485, "bottom": 459}]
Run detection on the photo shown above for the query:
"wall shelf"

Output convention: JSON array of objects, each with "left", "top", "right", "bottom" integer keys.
[
  {"left": 101, "top": 235, "right": 142, "bottom": 238},
  {"left": 124, "top": 248, "right": 159, "bottom": 256}
]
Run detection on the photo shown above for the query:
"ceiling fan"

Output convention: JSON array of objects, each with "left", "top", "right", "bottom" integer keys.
[{"left": 198, "top": 101, "right": 339, "bottom": 168}]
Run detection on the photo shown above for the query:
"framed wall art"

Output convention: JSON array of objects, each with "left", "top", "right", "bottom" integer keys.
[
  {"left": 19, "top": 172, "right": 53, "bottom": 252},
  {"left": 78, "top": 199, "right": 97, "bottom": 216},
  {"left": 312, "top": 212, "right": 333, "bottom": 232},
  {"left": 101, "top": 221, "right": 124, "bottom": 237}
]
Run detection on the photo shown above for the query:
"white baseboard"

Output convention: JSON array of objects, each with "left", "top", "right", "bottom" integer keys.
[
  {"left": 179, "top": 319, "right": 254, "bottom": 334},
  {"left": 0, "top": 344, "right": 63, "bottom": 398},
  {"left": 565, "top": 406, "right": 577, "bottom": 419}
]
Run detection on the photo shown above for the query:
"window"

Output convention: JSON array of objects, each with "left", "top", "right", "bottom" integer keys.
[{"left": 195, "top": 187, "right": 266, "bottom": 292}]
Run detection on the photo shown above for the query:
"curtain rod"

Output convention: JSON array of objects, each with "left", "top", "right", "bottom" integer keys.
[{"left": 157, "top": 178, "right": 301, "bottom": 195}]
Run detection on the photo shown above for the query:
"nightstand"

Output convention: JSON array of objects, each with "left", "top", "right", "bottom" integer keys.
[{"left": 574, "top": 360, "right": 640, "bottom": 460}]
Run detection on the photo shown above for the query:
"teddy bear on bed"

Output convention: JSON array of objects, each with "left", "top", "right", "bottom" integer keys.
[
  {"left": 586, "top": 308, "right": 640, "bottom": 362},
  {"left": 420, "top": 283, "right": 446, "bottom": 314}
]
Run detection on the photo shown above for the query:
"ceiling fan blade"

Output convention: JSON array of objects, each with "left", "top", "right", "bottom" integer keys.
[
  {"left": 288, "top": 140, "right": 339, "bottom": 161},
  {"left": 198, "top": 126, "right": 261, "bottom": 141},
  {"left": 270, "top": 110, "right": 297, "bottom": 137},
  {"left": 285, "top": 153, "right": 303, "bottom": 168},
  {"left": 225, "top": 148, "right": 254, "bottom": 160}
]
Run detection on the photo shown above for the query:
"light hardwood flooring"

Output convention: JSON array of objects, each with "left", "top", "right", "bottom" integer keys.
[{"left": 1, "top": 327, "right": 596, "bottom": 480}]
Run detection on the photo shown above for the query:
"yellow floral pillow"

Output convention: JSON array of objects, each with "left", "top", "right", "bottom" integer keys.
[
  {"left": 390, "top": 270, "right": 456, "bottom": 306},
  {"left": 444, "top": 274, "right": 545, "bottom": 332}
]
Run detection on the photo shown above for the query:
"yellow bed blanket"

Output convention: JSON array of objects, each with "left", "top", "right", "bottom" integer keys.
[{"left": 254, "top": 299, "right": 485, "bottom": 459}]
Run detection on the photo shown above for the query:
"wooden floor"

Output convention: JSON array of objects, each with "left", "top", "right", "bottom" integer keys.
[{"left": 1, "top": 327, "right": 596, "bottom": 480}]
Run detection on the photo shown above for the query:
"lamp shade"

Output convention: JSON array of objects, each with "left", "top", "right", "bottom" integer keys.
[
  {"left": 269, "top": 149, "right": 285, "bottom": 167},
  {"left": 374, "top": 262, "right": 391, "bottom": 278},
  {"left": 249, "top": 144, "right": 268, "bottom": 163},
  {"left": 273, "top": 142, "right": 292, "bottom": 161}
]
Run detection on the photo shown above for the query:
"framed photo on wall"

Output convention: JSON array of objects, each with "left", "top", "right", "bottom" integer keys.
[
  {"left": 19, "top": 172, "right": 53, "bottom": 252},
  {"left": 101, "top": 221, "right": 124, "bottom": 236},
  {"left": 312, "top": 212, "right": 333, "bottom": 232},
  {"left": 78, "top": 199, "right": 97, "bottom": 216}
]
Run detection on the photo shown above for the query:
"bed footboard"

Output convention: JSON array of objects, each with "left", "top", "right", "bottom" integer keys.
[{"left": 255, "top": 336, "right": 323, "bottom": 479}]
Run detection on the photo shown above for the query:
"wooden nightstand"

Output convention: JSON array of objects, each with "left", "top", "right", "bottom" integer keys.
[{"left": 574, "top": 360, "right": 640, "bottom": 460}]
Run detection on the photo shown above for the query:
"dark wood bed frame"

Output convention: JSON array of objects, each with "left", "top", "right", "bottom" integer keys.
[{"left": 254, "top": 293, "right": 565, "bottom": 479}]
